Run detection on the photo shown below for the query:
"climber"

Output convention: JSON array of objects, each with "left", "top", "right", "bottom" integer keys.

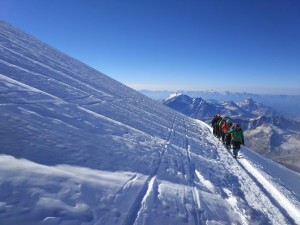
[
  {"left": 221, "top": 119, "right": 232, "bottom": 147},
  {"left": 226, "top": 123, "right": 244, "bottom": 158},
  {"left": 211, "top": 114, "right": 222, "bottom": 136},
  {"left": 218, "top": 117, "right": 227, "bottom": 141}
]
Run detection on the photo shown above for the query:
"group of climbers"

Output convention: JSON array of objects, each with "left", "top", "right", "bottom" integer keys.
[{"left": 211, "top": 114, "right": 244, "bottom": 158}]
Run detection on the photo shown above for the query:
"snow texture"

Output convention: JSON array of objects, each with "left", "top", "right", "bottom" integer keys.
[{"left": 0, "top": 20, "right": 300, "bottom": 225}]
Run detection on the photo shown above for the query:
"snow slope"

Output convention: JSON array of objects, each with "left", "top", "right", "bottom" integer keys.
[{"left": 0, "top": 20, "right": 300, "bottom": 225}]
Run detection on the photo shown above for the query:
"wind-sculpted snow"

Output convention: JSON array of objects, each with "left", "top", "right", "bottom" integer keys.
[{"left": 1, "top": 20, "right": 300, "bottom": 225}]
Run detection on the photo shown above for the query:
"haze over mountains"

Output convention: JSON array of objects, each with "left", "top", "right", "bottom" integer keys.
[
  {"left": 162, "top": 94, "right": 300, "bottom": 173},
  {"left": 1, "top": 20, "right": 300, "bottom": 225},
  {"left": 141, "top": 90, "right": 300, "bottom": 118}
]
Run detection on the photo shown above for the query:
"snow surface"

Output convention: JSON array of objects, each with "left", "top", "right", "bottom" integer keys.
[{"left": 1, "top": 20, "right": 300, "bottom": 225}]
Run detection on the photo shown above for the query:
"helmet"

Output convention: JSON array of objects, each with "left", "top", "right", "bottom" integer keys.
[{"left": 217, "top": 113, "right": 221, "bottom": 117}]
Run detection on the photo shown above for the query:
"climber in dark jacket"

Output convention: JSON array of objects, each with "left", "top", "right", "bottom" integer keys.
[{"left": 211, "top": 114, "right": 221, "bottom": 136}]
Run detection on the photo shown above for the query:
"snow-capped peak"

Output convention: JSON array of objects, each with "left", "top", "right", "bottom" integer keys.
[{"left": 166, "top": 92, "right": 182, "bottom": 100}]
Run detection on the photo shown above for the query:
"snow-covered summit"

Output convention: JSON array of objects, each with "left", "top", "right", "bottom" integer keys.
[
  {"left": 1, "top": 20, "right": 300, "bottom": 225},
  {"left": 165, "top": 92, "right": 188, "bottom": 101}
]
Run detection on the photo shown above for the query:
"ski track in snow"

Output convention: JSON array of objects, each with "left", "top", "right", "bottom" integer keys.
[
  {"left": 77, "top": 106, "right": 154, "bottom": 138},
  {"left": 134, "top": 176, "right": 157, "bottom": 225},
  {"left": 0, "top": 73, "right": 61, "bottom": 100},
  {"left": 183, "top": 120, "right": 202, "bottom": 225},
  {"left": 122, "top": 116, "right": 177, "bottom": 225}
]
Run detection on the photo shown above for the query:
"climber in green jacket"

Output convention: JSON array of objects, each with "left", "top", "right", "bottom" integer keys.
[{"left": 227, "top": 124, "right": 244, "bottom": 158}]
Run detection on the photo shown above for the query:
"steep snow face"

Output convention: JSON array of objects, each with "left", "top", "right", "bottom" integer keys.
[{"left": 1, "top": 20, "right": 300, "bottom": 225}]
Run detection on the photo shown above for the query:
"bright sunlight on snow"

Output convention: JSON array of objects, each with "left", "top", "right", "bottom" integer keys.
[{"left": 0, "top": 20, "right": 300, "bottom": 225}]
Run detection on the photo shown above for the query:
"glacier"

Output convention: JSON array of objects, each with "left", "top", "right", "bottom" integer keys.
[{"left": 0, "top": 20, "right": 300, "bottom": 225}]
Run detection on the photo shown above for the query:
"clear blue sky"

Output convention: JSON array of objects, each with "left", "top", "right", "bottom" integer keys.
[{"left": 1, "top": 0, "right": 300, "bottom": 94}]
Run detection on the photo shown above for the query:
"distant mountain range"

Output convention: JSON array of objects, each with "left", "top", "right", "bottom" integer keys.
[
  {"left": 162, "top": 93, "right": 300, "bottom": 173},
  {"left": 141, "top": 90, "right": 300, "bottom": 118}
]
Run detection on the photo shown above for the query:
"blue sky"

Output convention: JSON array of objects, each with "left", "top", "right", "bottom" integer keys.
[{"left": 1, "top": 0, "right": 300, "bottom": 94}]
